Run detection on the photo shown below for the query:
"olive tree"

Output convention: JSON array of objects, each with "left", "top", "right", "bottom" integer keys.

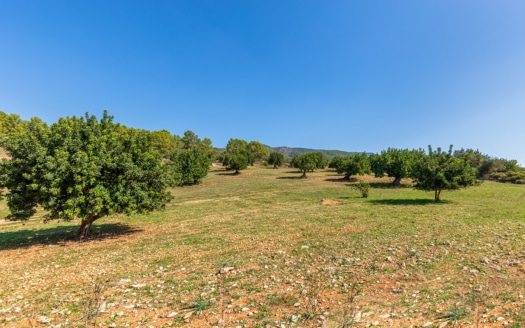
[
  {"left": 411, "top": 145, "right": 479, "bottom": 202},
  {"left": 0, "top": 111, "right": 175, "bottom": 238}
]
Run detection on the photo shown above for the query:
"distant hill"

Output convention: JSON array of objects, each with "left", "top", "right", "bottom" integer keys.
[{"left": 265, "top": 146, "right": 363, "bottom": 158}]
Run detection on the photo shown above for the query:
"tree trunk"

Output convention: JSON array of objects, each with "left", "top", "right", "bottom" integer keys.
[
  {"left": 343, "top": 174, "right": 351, "bottom": 181},
  {"left": 392, "top": 176, "right": 402, "bottom": 187},
  {"left": 301, "top": 170, "right": 307, "bottom": 178},
  {"left": 76, "top": 216, "right": 100, "bottom": 239},
  {"left": 434, "top": 189, "right": 441, "bottom": 202}
]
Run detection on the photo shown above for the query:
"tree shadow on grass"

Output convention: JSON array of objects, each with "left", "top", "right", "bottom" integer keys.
[
  {"left": 276, "top": 176, "right": 303, "bottom": 180},
  {"left": 368, "top": 182, "right": 412, "bottom": 189},
  {"left": 215, "top": 172, "right": 239, "bottom": 176},
  {"left": 368, "top": 199, "right": 452, "bottom": 206},
  {"left": 325, "top": 177, "right": 358, "bottom": 183},
  {"left": 0, "top": 223, "right": 141, "bottom": 250}
]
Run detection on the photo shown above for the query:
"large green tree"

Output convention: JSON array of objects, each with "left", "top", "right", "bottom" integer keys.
[
  {"left": 371, "top": 148, "right": 422, "bottom": 187},
  {"left": 291, "top": 152, "right": 319, "bottom": 178},
  {"left": 268, "top": 152, "right": 285, "bottom": 168},
  {"left": 0, "top": 111, "right": 175, "bottom": 238},
  {"left": 247, "top": 141, "right": 269, "bottom": 165},
  {"left": 171, "top": 147, "right": 212, "bottom": 185},
  {"left": 333, "top": 153, "right": 370, "bottom": 181},
  {"left": 411, "top": 145, "right": 479, "bottom": 202}
]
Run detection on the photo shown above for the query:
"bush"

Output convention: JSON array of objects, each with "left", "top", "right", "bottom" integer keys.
[
  {"left": 352, "top": 181, "right": 370, "bottom": 198},
  {"left": 488, "top": 170, "right": 525, "bottom": 184}
]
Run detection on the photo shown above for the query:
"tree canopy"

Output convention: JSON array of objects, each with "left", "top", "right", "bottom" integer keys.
[
  {"left": 268, "top": 151, "right": 285, "bottom": 168},
  {"left": 332, "top": 153, "right": 370, "bottom": 180},
  {"left": 0, "top": 111, "right": 175, "bottom": 238},
  {"left": 291, "top": 152, "right": 323, "bottom": 178},
  {"left": 371, "top": 148, "right": 423, "bottom": 187},
  {"left": 411, "top": 145, "right": 479, "bottom": 202}
]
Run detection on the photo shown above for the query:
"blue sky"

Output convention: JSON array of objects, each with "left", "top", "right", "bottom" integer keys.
[{"left": 1, "top": 1, "right": 524, "bottom": 164}]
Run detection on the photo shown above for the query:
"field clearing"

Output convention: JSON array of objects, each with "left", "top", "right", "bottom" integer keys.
[{"left": 1, "top": 166, "right": 525, "bottom": 327}]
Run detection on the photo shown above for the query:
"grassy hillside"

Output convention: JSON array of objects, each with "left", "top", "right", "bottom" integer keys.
[{"left": 1, "top": 166, "right": 524, "bottom": 327}]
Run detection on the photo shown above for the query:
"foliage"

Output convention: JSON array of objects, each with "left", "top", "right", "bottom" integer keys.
[
  {"left": 247, "top": 141, "right": 269, "bottom": 165},
  {"left": 171, "top": 147, "right": 212, "bottom": 185},
  {"left": 328, "top": 156, "right": 344, "bottom": 169},
  {"left": 268, "top": 151, "right": 285, "bottom": 168},
  {"left": 312, "top": 151, "right": 327, "bottom": 169},
  {"left": 488, "top": 170, "right": 525, "bottom": 184},
  {"left": 0, "top": 111, "right": 174, "bottom": 238},
  {"left": 0, "top": 111, "right": 28, "bottom": 140},
  {"left": 333, "top": 153, "right": 370, "bottom": 180},
  {"left": 411, "top": 145, "right": 479, "bottom": 202},
  {"left": 454, "top": 148, "right": 521, "bottom": 178},
  {"left": 223, "top": 152, "right": 249, "bottom": 174},
  {"left": 352, "top": 181, "right": 370, "bottom": 198},
  {"left": 291, "top": 152, "right": 320, "bottom": 178},
  {"left": 370, "top": 148, "right": 423, "bottom": 186},
  {"left": 222, "top": 138, "right": 267, "bottom": 172},
  {"left": 150, "top": 129, "right": 180, "bottom": 158}
]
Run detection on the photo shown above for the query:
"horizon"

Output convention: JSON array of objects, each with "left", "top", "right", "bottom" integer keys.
[{"left": 1, "top": 1, "right": 524, "bottom": 164}]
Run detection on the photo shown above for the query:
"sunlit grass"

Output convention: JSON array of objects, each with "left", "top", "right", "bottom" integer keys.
[{"left": 1, "top": 165, "right": 524, "bottom": 327}]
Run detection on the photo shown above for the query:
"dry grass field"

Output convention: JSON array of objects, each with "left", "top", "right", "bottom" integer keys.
[{"left": 1, "top": 165, "right": 524, "bottom": 327}]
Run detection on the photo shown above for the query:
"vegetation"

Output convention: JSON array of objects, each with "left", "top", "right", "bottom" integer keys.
[
  {"left": 290, "top": 152, "right": 325, "bottom": 178},
  {"left": 371, "top": 148, "right": 423, "bottom": 187},
  {"left": 331, "top": 153, "right": 371, "bottom": 181},
  {"left": 221, "top": 138, "right": 268, "bottom": 173},
  {"left": 352, "top": 180, "right": 370, "bottom": 198},
  {"left": 411, "top": 145, "right": 479, "bottom": 202},
  {"left": 0, "top": 111, "right": 176, "bottom": 238},
  {"left": 268, "top": 151, "right": 285, "bottom": 168},
  {"left": 1, "top": 165, "right": 524, "bottom": 327}
]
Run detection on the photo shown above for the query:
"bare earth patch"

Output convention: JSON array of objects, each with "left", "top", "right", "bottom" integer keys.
[{"left": 320, "top": 199, "right": 344, "bottom": 205}]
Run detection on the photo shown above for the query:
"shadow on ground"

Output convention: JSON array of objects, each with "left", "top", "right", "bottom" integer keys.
[
  {"left": 276, "top": 176, "right": 303, "bottom": 180},
  {"left": 368, "top": 199, "right": 451, "bottom": 205},
  {"left": 0, "top": 223, "right": 141, "bottom": 250}
]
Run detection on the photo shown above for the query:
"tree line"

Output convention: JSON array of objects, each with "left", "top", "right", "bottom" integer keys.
[
  {"left": 0, "top": 110, "right": 522, "bottom": 238},
  {"left": 0, "top": 111, "right": 213, "bottom": 238}
]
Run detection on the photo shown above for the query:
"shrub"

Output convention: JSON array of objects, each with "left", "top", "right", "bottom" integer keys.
[{"left": 352, "top": 181, "right": 370, "bottom": 198}]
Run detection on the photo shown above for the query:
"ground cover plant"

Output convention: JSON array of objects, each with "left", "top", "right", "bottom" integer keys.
[{"left": 1, "top": 165, "right": 524, "bottom": 327}]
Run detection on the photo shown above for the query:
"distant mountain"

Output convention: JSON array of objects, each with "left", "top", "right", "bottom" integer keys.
[{"left": 265, "top": 146, "right": 362, "bottom": 158}]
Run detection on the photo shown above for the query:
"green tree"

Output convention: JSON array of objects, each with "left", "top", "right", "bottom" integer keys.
[
  {"left": 371, "top": 148, "right": 422, "bottom": 187},
  {"left": 223, "top": 153, "right": 248, "bottom": 174},
  {"left": 0, "top": 111, "right": 26, "bottom": 139},
  {"left": 225, "top": 138, "right": 248, "bottom": 154},
  {"left": 222, "top": 138, "right": 266, "bottom": 172},
  {"left": 292, "top": 152, "right": 319, "bottom": 178},
  {"left": 181, "top": 130, "right": 203, "bottom": 150},
  {"left": 150, "top": 129, "right": 179, "bottom": 158},
  {"left": 312, "top": 152, "right": 327, "bottom": 169},
  {"left": 328, "top": 156, "right": 344, "bottom": 170},
  {"left": 173, "top": 147, "right": 212, "bottom": 185},
  {"left": 247, "top": 141, "right": 269, "bottom": 165},
  {"left": 268, "top": 152, "right": 285, "bottom": 168},
  {"left": 0, "top": 111, "right": 175, "bottom": 238},
  {"left": 411, "top": 145, "right": 479, "bottom": 202},
  {"left": 334, "top": 153, "right": 370, "bottom": 181}
]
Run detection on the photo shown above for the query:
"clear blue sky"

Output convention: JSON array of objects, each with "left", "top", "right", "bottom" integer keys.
[{"left": 1, "top": 1, "right": 524, "bottom": 164}]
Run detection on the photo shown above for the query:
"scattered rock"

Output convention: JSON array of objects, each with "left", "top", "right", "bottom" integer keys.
[{"left": 219, "top": 267, "right": 235, "bottom": 274}]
